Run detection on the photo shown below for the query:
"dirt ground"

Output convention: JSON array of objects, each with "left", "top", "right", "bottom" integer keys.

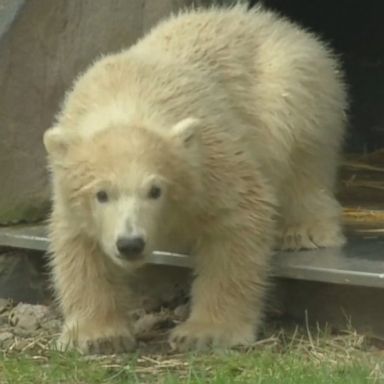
[{"left": 0, "top": 297, "right": 194, "bottom": 356}]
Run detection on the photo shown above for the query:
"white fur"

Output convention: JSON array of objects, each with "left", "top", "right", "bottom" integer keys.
[{"left": 44, "top": 4, "right": 347, "bottom": 354}]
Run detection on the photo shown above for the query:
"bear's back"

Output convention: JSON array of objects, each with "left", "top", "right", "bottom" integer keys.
[
  {"left": 133, "top": 5, "right": 332, "bottom": 75},
  {"left": 56, "top": 4, "right": 346, "bottom": 192}
]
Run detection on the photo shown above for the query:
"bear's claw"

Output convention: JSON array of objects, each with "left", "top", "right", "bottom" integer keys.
[
  {"left": 57, "top": 326, "right": 136, "bottom": 355},
  {"left": 85, "top": 335, "right": 136, "bottom": 355},
  {"left": 277, "top": 223, "right": 346, "bottom": 251},
  {"left": 169, "top": 321, "right": 255, "bottom": 352}
]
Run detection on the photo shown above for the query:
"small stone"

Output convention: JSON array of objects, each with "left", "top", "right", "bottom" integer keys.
[
  {"left": 40, "top": 319, "right": 62, "bottom": 333},
  {"left": 9, "top": 303, "right": 50, "bottom": 333},
  {"left": 12, "top": 328, "right": 40, "bottom": 338}
]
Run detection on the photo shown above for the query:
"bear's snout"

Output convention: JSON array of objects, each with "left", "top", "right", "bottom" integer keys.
[{"left": 116, "top": 236, "right": 145, "bottom": 260}]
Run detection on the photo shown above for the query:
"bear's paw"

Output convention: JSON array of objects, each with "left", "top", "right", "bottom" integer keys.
[
  {"left": 169, "top": 320, "right": 255, "bottom": 351},
  {"left": 56, "top": 322, "right": 136, "bottom": 355},
  {"left": 278, "top": 222, "right": 346, "bottom": 251}
]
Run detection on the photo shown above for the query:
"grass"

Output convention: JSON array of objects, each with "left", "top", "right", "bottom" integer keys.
[
  {"left": 0, "top": 350, "right": 376, "bottom": 384},
  {"left": 0, "top": 326, "right": 383, "bottom": 384}
]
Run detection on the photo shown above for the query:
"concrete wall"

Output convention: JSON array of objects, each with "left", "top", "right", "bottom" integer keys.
[{"left": 0, "top": 0, "right": 214, "bottom": 224}]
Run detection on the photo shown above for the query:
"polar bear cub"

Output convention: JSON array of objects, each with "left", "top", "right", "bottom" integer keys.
[{"left": 43, "top": 4, "right": 347, "bottom": 354}]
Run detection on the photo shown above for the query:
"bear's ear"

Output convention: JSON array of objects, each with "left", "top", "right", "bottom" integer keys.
[
  {"left": 170, "top": 117, "right": 200, "bottom": 148},
  {"left": 43, "top": 127, "right": 74, "bottom": 159}
]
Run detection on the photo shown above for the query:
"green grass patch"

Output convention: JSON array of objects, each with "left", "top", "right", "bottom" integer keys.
[{"left": 0, "top": 328, "right": 382, "bottom": 384}]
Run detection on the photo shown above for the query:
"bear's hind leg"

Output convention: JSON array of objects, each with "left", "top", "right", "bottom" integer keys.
[
  {"left": 278, "top": 193, "right": 345, "bottom": 251},
  {"left": 278, "top": 150, "right": 345, "bottom": 251}
]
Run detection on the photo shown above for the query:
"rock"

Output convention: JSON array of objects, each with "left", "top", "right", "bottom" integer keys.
[
  {"left": 40, "top": 318, "right": 62, "bottom": 333},
  {"left": 9, "top": 303, "right": 50, "bottom": 332}
]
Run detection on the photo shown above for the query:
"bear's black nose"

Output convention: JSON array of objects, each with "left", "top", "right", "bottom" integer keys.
[{"left": 116, "top": 236, "right": 145, "bottom": 259}]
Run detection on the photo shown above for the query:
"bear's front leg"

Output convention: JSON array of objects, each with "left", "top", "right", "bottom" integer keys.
[
  {"left": 169, "top": 222, "right": 273, "bottom": 351},
  {"left": 50, "top": 230, "right": 136, "bottom": 354}
]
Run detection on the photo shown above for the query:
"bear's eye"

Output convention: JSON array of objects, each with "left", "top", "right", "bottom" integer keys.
[
  {"left": 148, "top": 185, "right": 162, "bottom": 199},
  {"left": 96, "top": 190, "right": 109, "bottom": 203}
]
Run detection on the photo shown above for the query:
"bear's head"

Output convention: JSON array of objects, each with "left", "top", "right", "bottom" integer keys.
[{"left": 43, "top": 117, "right": 202, "bottom": 268}]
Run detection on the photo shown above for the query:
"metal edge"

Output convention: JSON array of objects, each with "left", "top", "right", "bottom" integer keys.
[
  {"left": 1, "top": 225, "right": 384, "bottom": 288},
  {"left": 0, "top": 231, "right": 48, "bottom": 251},
  {"left": 272, "top": 265, "right": 384, "bottom": 289}
]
